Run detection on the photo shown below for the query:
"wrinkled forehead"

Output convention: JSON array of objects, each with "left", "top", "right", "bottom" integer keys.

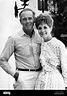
[
  {"left": 21, "top": 11, "right": 33, "bottom": 16},
  {"left": 19, "top": 10, "right": 35, "bottom": 18}
]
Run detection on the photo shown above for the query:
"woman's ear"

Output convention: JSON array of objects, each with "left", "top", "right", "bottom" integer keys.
[
  {"left": 51, "top": 27, "right": 54, "bottom": 37},
  {"left": 50, "top": 26, "right": 53, "bottom": 31}
]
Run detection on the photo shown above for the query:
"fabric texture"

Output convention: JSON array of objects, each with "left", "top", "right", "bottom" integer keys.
[
  {"left": 35, "top": 37, "right": 67, "bottom": 90},
  {"left": 0, "top": 30, "right": 41, "bottom": 69},
  {"left": 13, "top": 71, "right": 39, "bottom": 90}
]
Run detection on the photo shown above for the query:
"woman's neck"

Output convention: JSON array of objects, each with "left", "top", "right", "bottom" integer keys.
[{"left": 44, "top": 36, "right": 52, "bottom": 42}]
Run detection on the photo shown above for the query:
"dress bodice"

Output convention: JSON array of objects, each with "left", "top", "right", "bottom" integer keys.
[{"left": 40, "top": 38, "right": 61, "bottom": 72}]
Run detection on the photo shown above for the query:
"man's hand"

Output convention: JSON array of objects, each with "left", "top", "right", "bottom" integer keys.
[
  {"left": 13, "top": 77, "right": 23, "bottom": 90},
  {"left": 65, "top": 87, "right": 67, "bottom": 90},
  {"left": 13, "top": 71, "right": 23, "bottom": 90},
  {"left": 14, "top": 72, "right": 19, "bottom": 81}
]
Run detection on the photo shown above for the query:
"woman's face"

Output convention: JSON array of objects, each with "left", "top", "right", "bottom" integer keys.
[{"left": 38, "top": 23, "right": 52, "bottom": 41}]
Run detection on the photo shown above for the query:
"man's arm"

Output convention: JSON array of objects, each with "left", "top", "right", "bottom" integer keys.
[
  {"left": 0, "top": 59, "right": 15, "bottom": 77},
  {"left": 0, "top": 37, "right": 15, "bottom": 78}
]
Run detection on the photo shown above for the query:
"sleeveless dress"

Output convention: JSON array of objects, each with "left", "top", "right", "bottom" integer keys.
[{"left": 35, "top": 37, "right": 65, "bottom": 90}]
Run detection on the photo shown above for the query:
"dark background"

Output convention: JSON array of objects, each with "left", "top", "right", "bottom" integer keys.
[{"left": 38, "top": 0, "right": 67, "bottom": 46}]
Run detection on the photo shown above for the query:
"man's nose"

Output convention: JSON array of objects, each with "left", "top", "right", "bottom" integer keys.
[{"left": 26, "top": 18, "right": 29, "bottom": 22}]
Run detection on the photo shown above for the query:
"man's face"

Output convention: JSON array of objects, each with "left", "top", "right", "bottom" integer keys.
[{"left": 20, "top": 11, "right": 34, "bottom": 32}]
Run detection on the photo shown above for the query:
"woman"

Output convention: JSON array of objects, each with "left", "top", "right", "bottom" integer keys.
[{"left": 34, "top": 13, "right": 67, "bottom": 90}]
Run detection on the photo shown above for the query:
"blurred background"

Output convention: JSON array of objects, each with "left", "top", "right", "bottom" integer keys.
[{"left": 0, "top": 0, "right": 67, "bottom": 90}]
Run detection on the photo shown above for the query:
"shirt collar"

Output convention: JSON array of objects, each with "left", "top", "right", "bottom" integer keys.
[
  {"left": 19, "top": 29, "right": 35, "bottom": 38},
  {"left": 19, "top": 30, "right": 26, "bottom": 37}
]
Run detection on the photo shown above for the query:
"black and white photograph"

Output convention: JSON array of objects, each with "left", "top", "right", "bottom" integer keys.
[{"left": 0, "top": 0, "right": 67, "bottom": 95}]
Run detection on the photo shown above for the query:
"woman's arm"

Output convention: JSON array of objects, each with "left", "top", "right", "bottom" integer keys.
[{"left": 60, "top": 43, "right": 67, "bottom": 88}]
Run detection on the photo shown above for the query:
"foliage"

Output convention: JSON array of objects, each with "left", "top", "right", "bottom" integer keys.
[{"left": 47, "top": 0, "right": 67, "bottom": 45}]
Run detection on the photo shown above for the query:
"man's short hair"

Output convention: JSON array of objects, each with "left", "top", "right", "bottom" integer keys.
[{"left": 19, "top": 8, "right": 35, "bottom": 18}]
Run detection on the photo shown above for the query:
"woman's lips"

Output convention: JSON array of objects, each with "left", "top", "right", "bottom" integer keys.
[{"left": 39, "top": 32, "right": 47, "bottom": 36}]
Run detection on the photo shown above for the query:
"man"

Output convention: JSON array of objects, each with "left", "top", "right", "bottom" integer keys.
[{"left": 0, "top": 8, "right": 42, "bottom": 90}]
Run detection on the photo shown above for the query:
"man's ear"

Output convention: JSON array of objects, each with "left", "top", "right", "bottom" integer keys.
[
  {"left": 34, "top": 17, "right": 36, "bottom": 23},
  {"left": 19, "top": 18, "right": 23, "bottom": 25},
  {"left": 19, "top": 18, "right": 21, "bottom": 23}
]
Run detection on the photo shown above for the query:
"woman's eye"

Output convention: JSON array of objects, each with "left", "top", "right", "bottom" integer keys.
[
  {"left": 38, "top": 27, "right": 42, "bottom": 30},
  {"left": 28, "top": 17, "right": 32, "bottom": 20},
  {"left": 44, "top": 26, "right": 47, "bottom": 29}
]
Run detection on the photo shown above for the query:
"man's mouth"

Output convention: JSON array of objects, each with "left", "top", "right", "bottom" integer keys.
[{"left": 26, "top": 23, "right": 32, "bottom": 26}]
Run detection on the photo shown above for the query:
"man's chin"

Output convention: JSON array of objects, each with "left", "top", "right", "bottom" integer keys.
[{"left": 26, "top": 28, "right": 33, "bottom": 31}]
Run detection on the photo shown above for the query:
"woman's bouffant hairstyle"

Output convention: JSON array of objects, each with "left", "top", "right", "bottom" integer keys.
[{"left": 35, "top": 13, "right": 53, "bottom": 29}]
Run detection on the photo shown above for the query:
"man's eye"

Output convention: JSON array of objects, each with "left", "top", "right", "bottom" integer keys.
[
  {"left": 28, "top": 17, "right": 32, "bottom": 20},
  {"left": 22, "top": 18, "right": 27, "bottom": 21},
  {"left": 38, "top": 27, "right": 42, "bottom": 30}
]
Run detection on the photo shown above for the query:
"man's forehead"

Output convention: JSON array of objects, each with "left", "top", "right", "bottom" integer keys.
[{"left": 20, "top": 10, "right": 33, "bottom": 17}]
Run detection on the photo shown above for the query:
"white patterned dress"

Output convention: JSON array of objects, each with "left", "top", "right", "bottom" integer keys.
[{"left": 35, "top": 37, "right": 67, "bottom": 90}]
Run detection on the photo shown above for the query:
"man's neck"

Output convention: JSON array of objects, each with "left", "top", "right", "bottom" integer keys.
[{"left": 23, "top": 29, "right": 34, "bottom": 38}]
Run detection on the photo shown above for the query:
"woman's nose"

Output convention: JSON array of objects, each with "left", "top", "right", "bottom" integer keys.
[{"left": 42, "top": 28, "right": 45, "bottom": 32}]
